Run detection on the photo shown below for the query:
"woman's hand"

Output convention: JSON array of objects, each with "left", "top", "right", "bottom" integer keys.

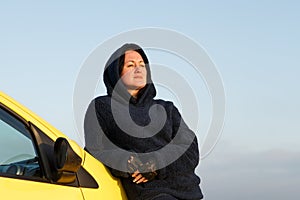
[
  {"left": 132, "top": 170, "right": 149, "bottom": 184},
  {"left": 128, "top": 155, "right": 158, "bottom": 184}
]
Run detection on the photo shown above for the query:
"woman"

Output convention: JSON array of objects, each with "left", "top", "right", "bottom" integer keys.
[{"left": 84, "top": 43, "right": 203, "bottom": 200}]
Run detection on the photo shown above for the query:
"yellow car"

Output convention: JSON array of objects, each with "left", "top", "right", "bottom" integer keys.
[{"left": 0, "top": 91, "right": 127, "bottom": 199}]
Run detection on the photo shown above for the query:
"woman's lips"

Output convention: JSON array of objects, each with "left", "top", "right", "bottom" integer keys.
[{"left": 134, "top": 76, "right": 143, "bottom": 79}]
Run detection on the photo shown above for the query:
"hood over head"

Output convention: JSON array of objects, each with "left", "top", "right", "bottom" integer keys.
[{"left": 103, "top": 43, "right": 156, "bottom": 105}]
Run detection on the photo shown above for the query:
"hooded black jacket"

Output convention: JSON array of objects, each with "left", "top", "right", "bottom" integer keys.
[{"left": 84, "top": 43, "right": 203, "bottom": 200}]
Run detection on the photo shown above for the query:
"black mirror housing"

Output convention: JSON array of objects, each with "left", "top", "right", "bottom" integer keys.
[{"left": 53, "top": 137, "right": 82, "bottom": 183}]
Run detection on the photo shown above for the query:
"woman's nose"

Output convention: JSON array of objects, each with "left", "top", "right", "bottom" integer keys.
[{"left": 135, "top": 65, "right": 142, "bottom": 72}]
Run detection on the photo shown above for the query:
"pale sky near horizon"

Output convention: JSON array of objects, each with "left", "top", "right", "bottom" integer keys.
[{"left": 1, "top": 1, "right": 299, "bottom": 199}]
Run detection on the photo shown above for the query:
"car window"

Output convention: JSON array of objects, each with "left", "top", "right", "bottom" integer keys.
[{"left": 0, "top": 107, "right": 41, "bottom": 178}]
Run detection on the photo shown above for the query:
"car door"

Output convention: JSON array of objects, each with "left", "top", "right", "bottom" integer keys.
[{"left": 0, "top": 104, "right": 84, "bottom": 200}]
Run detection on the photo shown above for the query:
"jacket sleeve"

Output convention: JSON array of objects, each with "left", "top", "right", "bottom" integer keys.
[
  {"left": 152, "top": 103, "right": 200, "bottom": 178},
  {"left": 84, "top": 100, "right": 130, "bottom": 178},
  {"left": 171, "top": 105, "right": 200, "bottom": 170}
]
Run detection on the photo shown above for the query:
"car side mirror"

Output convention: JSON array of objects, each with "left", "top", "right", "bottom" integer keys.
[{"left": 53, "top": 137, "right": 82, "bottom": 183}]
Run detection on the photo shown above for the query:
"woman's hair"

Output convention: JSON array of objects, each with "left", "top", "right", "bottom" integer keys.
[{"left": 103, "top": 43, "right": 153, "bottom": 97}]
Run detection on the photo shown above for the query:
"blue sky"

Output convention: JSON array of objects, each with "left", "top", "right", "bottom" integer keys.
[{"left": 1, "top": 1, "right": 299, "bottom": 199}]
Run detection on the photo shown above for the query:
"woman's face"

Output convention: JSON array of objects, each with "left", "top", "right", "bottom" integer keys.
[{"left": 120, "top": 50, "right": 147, "bottom": 94}]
